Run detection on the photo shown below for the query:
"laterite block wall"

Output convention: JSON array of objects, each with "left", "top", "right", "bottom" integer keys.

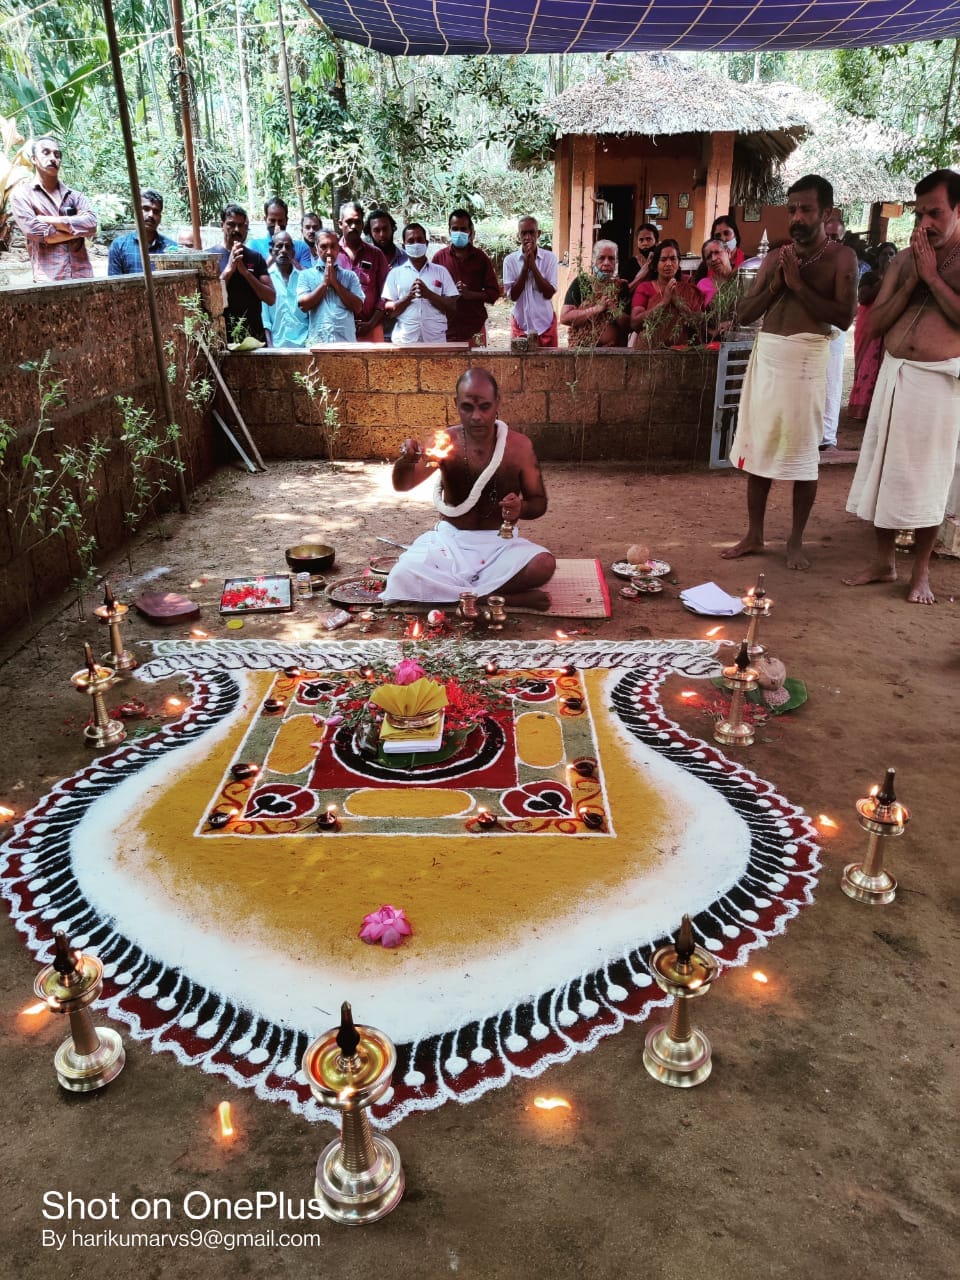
[
  {"left": 222, "top": 346, "right": 718, "bottom": 467},
  {"left": 0, "top": 268, "right": 220, "bottom": 635}
]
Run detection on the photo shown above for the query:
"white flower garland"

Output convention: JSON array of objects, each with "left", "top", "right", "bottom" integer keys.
[{"left": 433, "top": 419, "right": 509, "bottom": 518}]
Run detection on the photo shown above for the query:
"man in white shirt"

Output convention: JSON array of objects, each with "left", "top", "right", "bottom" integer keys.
[
  {"left": 382, "top": 223, "right": 459, "bottom": 344},
  {"left": 502, "top": 216, "right": 559, "bottom": 347}
]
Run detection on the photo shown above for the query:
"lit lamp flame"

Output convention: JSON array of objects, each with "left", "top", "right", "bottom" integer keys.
[
  {"left": 217, "top": 1100, "right": 234, "bottom": 1139},
  {"left": 22, "top": 1001, "right": 48, "bottom": 1017},
  {"left": 533, "top": 1095, "right": 571, "bottom": 1111},
  {"left": 817, "top": 814, "right": 838, "bottom": 832},
  {"left": 555, "top": 630, "right": 569, "bottom": 641},
  {"left": 706, "top": 625, "right": 724, "bottom": 638},
  {"left": 406, "top": 619, "right": 423, "bottom": 639},
  {"left": 679, "top": 690, "right": 697, "bottom": 700},
  {"left": 424, "top": 430, "right": 454, "bottom": 463},
  {"left": 190, "top": 629, "right": 208, "bottom": 639},
  {"left": 752, "top": 971, "right": 769, "bottom": 985},
  {"left": 166, "top": 697, "right": 184, "bottom": 711},
  {"left": 0, "top": 805, "right": 14, "bottom": 821}
]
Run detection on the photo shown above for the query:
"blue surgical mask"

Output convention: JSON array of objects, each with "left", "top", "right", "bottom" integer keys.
[
  {"left": 406, "top": 241, "right": 428, "bottom": 259},
  {"left": 450, "top": 230, "right": 470, "bottom": 249},
  {"left": 722, "top": 235, "right": 738, "bottom": 250}
]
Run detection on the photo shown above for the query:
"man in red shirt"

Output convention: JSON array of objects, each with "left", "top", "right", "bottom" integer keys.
[
  {"left": 432, "top": 209, "right": 501, "bottom": 345},
  {"left": 337, "top": 200, "right": 388, "bottom": 341}
]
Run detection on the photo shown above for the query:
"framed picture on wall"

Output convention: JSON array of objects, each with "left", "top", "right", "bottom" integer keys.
[
  {"left": 652, "top": 194, "right": 669, "bottom": 220},
  {"left": 743, "top": 201, "right": 762, "bottom": 222},
  {"left": 685, "top": 210, "right": 695, "bottom": 230},
  {"left": 678, "top": 192, "right": 690, "bottom": 209}
]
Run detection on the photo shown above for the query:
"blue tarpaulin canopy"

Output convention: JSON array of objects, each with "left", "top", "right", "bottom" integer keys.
[{"left": 302, "top": 0, "right": 960, "bottom": 56}]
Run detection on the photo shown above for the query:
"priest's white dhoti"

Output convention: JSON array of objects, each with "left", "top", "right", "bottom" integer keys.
[
  {"left": 846, "top": 352, "right": 960, "bottom": 528},
  {"left": 379, "top": 521, "right": 549, "bottom": 602},
  {"left": 730, "top": 331, "right": 831, "bottom": 481}
]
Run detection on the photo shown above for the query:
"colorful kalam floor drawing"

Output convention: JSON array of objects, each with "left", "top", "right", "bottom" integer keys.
[{"left": 0, "top": 639, "right": 821, "bottom": 1127}]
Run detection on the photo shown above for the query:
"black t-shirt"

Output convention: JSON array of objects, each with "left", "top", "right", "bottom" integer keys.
[{"left": 218, "top": 245, "right": 269, "bottom": 341}]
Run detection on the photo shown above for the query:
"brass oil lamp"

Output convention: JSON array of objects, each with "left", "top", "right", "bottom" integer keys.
[
  {"left": 94, "top": 580, "right": 137, "bottom": 671},
  {"left": 714, "top": 640, "right": 758, "bottom": 747},
  {"left": 842, "top": 768, "right": 910, "bottom": 905},
  {"left": 302, "top": 1002, "right": 404, "bottom": 1225},
  {"left": 72, "top": 644, "right": 125, "bottom": 748},
  {"left": 34, "top": 932, "right": 126, "bottom": 1092},
  {"left": 741, "top": 573, "right": 773, "bottom": 661},
  {"left": 643, "top": 915, "right": 720, "bottom": 1088}
]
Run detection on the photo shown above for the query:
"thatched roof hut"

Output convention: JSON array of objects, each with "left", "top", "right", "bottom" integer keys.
[
  {"left": 543, "top": 54, "right": 810, "bottom": 208},
  {"left": 541, "top": 53, "right": 811, "bottom": 272}
]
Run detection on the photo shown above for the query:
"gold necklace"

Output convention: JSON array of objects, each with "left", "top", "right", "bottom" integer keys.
[{"left": 797, "top": 238, "right": 833, "bottom": 270}]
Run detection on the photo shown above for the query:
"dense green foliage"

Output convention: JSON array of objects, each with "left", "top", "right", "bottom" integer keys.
[{"left": 1, "top": 0, "right": 957, "bottom": 232}]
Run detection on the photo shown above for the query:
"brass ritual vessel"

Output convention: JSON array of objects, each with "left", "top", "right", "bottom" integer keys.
[
  {"left": 457, "top": 591, "right": 480, "bottom": 624},
  {"left": 302, "top": 1002, "right": 404, "bottom": 1225},
  {"left": 741, "top": 574, "right": 773, "bottom": 661},
  {"left": 498, "top": 516, "right": 517, "bottom": 540},
  {"left": 714, "top": 641, "right": 759, "bottom": 747},
  {"left": 94, "top": 580, "right": 137, "bottom": 672},
  {"left": 643, "top": 915, "right": 720, "bottom": 1088},
  {"left": 34, "top": 931, "right": 126, "bottom": 1092},
  {"left": 481, "top": 595, "right": 507, "bottom": 630},
  {"left": 71, "top": 644, "right": 125, "bottom": 748},
  {"left": 842, "top": 768, "right": 910, "bottom": 905}
]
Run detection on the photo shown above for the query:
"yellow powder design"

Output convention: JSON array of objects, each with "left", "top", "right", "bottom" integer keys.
[
  {"left": 515, "top": 711, "right": 564, "bottom": 768},
  {"left": 265, "top": 712, "right": 321, "bottom": 775},
  {"left": 112, "top": 669, "right": 677, "bottom": 975},
  {"left": 346, "top": 788, "right": 473, "bottom": 818}
]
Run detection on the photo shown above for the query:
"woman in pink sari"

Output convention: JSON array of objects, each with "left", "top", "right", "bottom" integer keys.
[{"left": 847, "top": 242, "right": 897, "bottom": 421}]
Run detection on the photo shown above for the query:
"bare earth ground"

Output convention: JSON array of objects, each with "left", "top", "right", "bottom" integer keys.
[{"left": 1, "top": 414, "right": 958, "bottom": 1280}]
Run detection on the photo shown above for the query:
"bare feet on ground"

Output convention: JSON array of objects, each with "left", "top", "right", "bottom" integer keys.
[
  {"left": 720, "top": 538, "right": 764, "bottom": 560},
  {"left": 841, "top": 564, "right": 898, "bottom": 587},
  {"left": 786, "top": 541, "right": 811, "bottom": 571},
  {"left": 907, "top": 573, "right": 936, "bottom": 605}
]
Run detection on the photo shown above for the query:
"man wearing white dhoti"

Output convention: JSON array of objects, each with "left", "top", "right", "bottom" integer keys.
[
  {"left": 723, "top": 175, "right": 858, "bottom": 569},
  {"left": 380, "top": 368, "right": 556, "bottom": 607},
  {"left": 844, "top": 169, "right": 960, "bottom": 604}
]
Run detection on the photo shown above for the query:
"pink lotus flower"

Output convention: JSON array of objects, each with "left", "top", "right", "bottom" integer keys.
[
  {"left": 392, "top": 658, "right": 426, "bottom": 686},
  {"left": 359, "top": 905, "right": 413, "bottom": 949}
]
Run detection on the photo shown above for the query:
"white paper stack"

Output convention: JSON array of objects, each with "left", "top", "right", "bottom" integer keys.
[{"left": 679, "top": 582, "right": 745, "bottom": 616}]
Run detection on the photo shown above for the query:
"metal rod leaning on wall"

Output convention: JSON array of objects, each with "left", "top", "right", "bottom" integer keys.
[
  {"left": 169, "top": 0, "right": 203, "bottom": 249},
  {"left": 100, "top": 0, "right": 189, "bottom": 514},
  {"left": 195, "top": 337, "right": 267, "bottom": 472}
]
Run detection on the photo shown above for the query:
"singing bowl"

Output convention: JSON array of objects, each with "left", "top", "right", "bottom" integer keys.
[{"left": 285, "top": 543, "right": 336, "bottom": 573}]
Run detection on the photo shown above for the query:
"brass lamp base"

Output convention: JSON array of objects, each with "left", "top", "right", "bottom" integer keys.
[
  {"left": 102, "top": 647, "right": 137, "bottom": 672},
  {"left": 83, "top": 717, "right": 126, "bottom": 749},
  {"left": 643, "top": 1023, "right": 713, "bottom": 1088},
  {"left": 53, "top": 1026, "right": 126, "bottom": 1092},
  {"left": 713, "top": 718, "right": 755, "bottom": 747},
  {"left": 314, "top": 1134, "right": 404, "bottom": 1225},
  {"left": 841, "top": 862, "right": 897, "bottom": 906}
]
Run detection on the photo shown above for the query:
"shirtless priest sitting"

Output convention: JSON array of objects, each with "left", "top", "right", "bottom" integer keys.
[{"left": 379, "top": 368, "right": 556, "bottom": 608}]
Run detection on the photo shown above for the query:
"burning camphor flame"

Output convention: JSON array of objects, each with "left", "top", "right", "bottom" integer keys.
[
  {"left": 818, "top": 814, "right": 838, "bottom": 830},
  {"left": 22, "top": 1001, "right": 47, "bottom": 1016},
  {"left": 424, "top": 429, "right": 454, "bottom": 462},
  {"left": 706, "top": 625, "right": 724, "bottom": 638},
  {"left": 752, "top": 971, "right": 769, "bottom": 984},
  {"left": 679, "top": 690, "right": 697, "bottom": 700},
  {"left": 0, "top": 805, "right": 14, "bottom": 820},
  {"left": 534, "top": 1096, "right": 571, "bottom": 1111},
  {"left": 217, "top": 1100, "right": 234, "bottom": 1139}
]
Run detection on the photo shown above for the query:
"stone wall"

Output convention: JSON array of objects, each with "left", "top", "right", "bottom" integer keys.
[
  {"left": 222, "top": 345, "right": 718, "bottom": 466},
  {"left": 0, "top": 266, "right": 221, "bottom": 634}
]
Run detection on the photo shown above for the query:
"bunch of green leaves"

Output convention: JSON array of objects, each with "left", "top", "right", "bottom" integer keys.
[
  {"left": 114, "top": 394, "right": 184, "bottom": 533},
  {"left": 292, "top": 362, "right": 342, "bottom": 460}
]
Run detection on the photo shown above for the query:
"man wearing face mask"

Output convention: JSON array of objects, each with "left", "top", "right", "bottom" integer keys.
[
  {"left": 11, "top": 135, "right": 98, "bottom": 282},
  {"left": 432, "top": 209, "right": 501, "bottom": 345},
  {"left": 382, "top": 223, "right": 459, "bottom": 344}
]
